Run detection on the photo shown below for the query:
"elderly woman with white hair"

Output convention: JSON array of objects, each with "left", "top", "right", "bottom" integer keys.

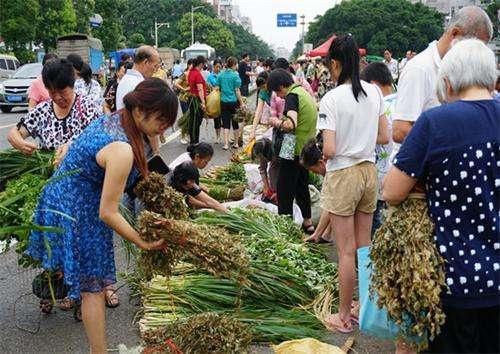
[{"left": 384, "top": 39, "right": 499, "bottom": 353}]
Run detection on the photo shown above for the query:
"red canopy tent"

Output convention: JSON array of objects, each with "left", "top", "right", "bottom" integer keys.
[
  {"left": 307, "top": 35, "right": 336, "bottom": 57},
  {"left": 307, "top": 34, "right": 367, "bottom": 57}
]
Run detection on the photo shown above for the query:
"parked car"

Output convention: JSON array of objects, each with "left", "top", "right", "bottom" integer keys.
[
  {"left": 0, "top": 63, "right": 42, "bottom": 113},
  {"left": 0, "top": 54, "right": 21, "bottom": 81}
]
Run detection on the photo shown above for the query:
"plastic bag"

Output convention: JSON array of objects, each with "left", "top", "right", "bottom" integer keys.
[
  {"left": 358, "top": 246, "right": 425, "bottom": 347},
  {"left": 272, "top": 338, "right": 345, "bottom": 354},
  {"left": 206, "top": 90, "right": 221, "bottom": 118},
  {"left": 244, "top": 163, "right": 263, "bottom": 194}
]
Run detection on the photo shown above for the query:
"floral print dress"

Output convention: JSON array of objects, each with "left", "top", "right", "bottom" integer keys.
[{"left": 27, "top": 113, "right": 139, "bottom": 300}]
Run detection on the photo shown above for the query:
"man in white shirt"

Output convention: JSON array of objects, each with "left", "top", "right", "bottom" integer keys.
[
  {"left": 115, "top": 45, "right": 160, "bottom": 110},
  {"left": 398, "top": 50, "right": 412, "bottom": 73},
  {"left": 392, "top": 6, "right": 493, "bottom": 148},
  {"left": 382, "top": 48, "right": 398, "bottom": 81}
]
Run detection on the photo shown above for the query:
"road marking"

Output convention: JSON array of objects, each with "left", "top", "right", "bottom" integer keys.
[
  {"left": 0, "top": 123, "right": 16, "bottom": 130},
  {"left": 160, "top": 130, "right": 180, "bottom": 146}
]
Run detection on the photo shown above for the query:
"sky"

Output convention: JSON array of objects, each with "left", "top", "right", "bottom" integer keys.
[{"left": 235, "top": 0, "right": 340, "bottom": 52}]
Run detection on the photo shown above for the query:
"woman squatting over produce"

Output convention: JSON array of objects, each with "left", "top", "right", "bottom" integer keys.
[
  {"left": 170, "top": 161, "right": 228, "bottom": 213},
  {"left": 169, "top": 142, "right": 214, "bottom": 171},
  {"left": 384, "top": 39, "right": 499, "bottom": 354},
  {"left": 26, "top": 78, "right": 177, "bottom": 353}
]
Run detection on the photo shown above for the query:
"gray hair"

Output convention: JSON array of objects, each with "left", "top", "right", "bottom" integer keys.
[
  {"left": 437, "top": 39, "right": 496, "bottom": 102},
  {"left": 446, "top": 6, "right": 493, "bottom": 41}
]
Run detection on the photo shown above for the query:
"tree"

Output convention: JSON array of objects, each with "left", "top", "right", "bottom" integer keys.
[
  {"left": 128, "top": 33, "right": 146, "bottom": 48},
  {"left": 226, "top": 23, "right": 274, "bottom": 59},
  {"left": 36, "top": 0, "right": 77, "bottom": 50},
  {"left": 93, "top": 0, "right": 126, "bottom": 52},
  {"left": 73, "top": 0, "right": 95, "bottom": 34},
  {"left": 174, "top": 12, "right": 235, "bottom": 57},
  {"left": 295, "top": 0, "right": 443, "bottom": 59},
  {"left": 0, "top": 0, "right": 39, "bottom": 61},
  {"left": 483, "top": 0, "right": 499, "bottom": 38},
  {"left": 122, "top": 0, "right": 216, "bottom": 48}
]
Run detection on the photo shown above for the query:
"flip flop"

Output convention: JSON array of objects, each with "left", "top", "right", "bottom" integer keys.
[
  {"left": 105, "top": 288, "right": 120, "bottom": 308},
  {"left": 325, "top": 313, "right": 354, "bottom": 334},
  {"left": 350, "top": 301, "right": 360, "bottom": 325},
  {"left": 302, "top": 224, "right": 315, "bottom": 235}
]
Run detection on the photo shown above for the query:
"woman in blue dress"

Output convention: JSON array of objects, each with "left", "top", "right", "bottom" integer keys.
[{"left": 27, "top": 78, "right": 178, "bottom": 353}]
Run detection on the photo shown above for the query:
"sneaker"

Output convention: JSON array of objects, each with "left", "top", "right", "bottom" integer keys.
[{"left": 180, "top": 137, "right": 189, "bottom": 145}]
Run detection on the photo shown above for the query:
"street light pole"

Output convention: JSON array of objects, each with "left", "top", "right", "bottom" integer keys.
[
  {"left": 300, "top": 15, "right": 306, "bottom": 54},
  {"left": 191, "top": 5, "right": 206, "bottom": 45},
  {"left": 154, "top": 18, "right": 170, "bottom": 48}
]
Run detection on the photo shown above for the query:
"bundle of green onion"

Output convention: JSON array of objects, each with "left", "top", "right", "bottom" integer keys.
[
  {"left": 204, "top": 162, "right": 247, "bottom": 185},
  {"left": 137, "top": 211, "right": 249, "bottom": 280},
  {"left": 0, "top": 149, "right": 54, "bottom": 190}
]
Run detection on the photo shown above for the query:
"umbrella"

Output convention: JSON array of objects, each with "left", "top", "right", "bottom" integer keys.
[{"left": 307, "top": 35, "right": 336, "bottom": 57}]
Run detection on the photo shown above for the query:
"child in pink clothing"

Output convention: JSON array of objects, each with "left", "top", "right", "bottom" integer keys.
[{"left": 28, "top": 77, "right": 50, "bottom": 110}]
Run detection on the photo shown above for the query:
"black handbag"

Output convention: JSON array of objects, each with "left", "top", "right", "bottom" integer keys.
[{"left": 32, "top": 271, "right": 68, "bottom": 300}]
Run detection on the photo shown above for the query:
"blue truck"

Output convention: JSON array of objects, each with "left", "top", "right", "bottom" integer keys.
[{"left": 56, "top": 34, "right": 104, "bottom": 74}]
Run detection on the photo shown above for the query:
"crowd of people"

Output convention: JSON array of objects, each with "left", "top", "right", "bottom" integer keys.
[{"left": 4, "top": 4, "right": 499, "bottom": 354}]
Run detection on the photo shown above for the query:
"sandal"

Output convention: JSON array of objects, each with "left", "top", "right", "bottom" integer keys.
[
  {"left": 302, "top": 223, "right": 315, "bottom": 235},
  {"left": 73, "top": 301, "right": 82, "bottom": 322},
  {"left": 231, "top": 144, "right": 239, "bottom": 149},
  {"left": 105, "top": 288, "right": 120, "bottom": 308},
  {"left": 325, "top": 313, "right": 354, "bottom": 333},
  {"left": 222, "top": 145, "right": 229, "bottom": 151},
  {"left": 58, "top": 296, "right": 75, "bottom": 311},
  {"left": 39, "top": 299, "right": 53, "bottom": 314},
  {"left": 351, "top": 301, "right": 360, "bottom": 325}
]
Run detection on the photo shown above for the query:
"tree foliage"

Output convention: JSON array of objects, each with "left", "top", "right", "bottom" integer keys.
[
  {"left": 93, "top": 0, "right": 127, "bottom": 52},
  {"left": 36, "top": 0, "right": 77, "bottom": 50},
  {"left": 293, "top": 0, "right": 443, "bottom": 59},
  {"left": 73, "top": 0, "right": 95, "bottom": 34},
  {"left": 0, "top": 0, "right": 39, "bottom": 61},
  {"left": 174, "top": 12, "right": 235, "bottom": 57},
  {"left": 226, "top": 23, "right": 274, "bottom": 59}
]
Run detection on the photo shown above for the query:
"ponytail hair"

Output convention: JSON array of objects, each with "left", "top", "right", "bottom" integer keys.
[
  {"left": 121, "top": 78, "right": 179, "bottom": 177},
  {"left": 327, "top": 34, "right": 366, "bottom": 102},
  {"left": 186, "top": 142, "right": 214, "bottom": 159}
]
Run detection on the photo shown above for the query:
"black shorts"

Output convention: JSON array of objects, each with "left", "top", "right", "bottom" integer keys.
[
  {"left": 221, "top": 101, "right": 239, "bottom": 130},
  {"left": 425, "top": 305, "right": 499, "bottom": 353}
]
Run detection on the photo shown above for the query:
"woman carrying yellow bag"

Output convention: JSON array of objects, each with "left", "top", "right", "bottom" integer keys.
[{"left": 206, "top": 60, "right": 222, "bottom": 143}]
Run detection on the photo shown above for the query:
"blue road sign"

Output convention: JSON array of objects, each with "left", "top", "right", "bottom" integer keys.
[{"left": 277, "top": 13, "right": 297, "bottom": 27}]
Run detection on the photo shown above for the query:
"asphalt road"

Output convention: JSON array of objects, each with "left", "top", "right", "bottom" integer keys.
[
  {"left": 0, "top": 107, "right": 25, "bottom": 149},
  {"left": 0, "top": 98, "right": 393, "bottom": 353}
]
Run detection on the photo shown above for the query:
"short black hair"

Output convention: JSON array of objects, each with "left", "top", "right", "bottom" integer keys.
[
  {"left": 79, "top": 62, "right": 92, "bottom": 85},
  {"left": 66, "top": 53, "right": 84, "bottom": 72},
  {"left": 273, "top": 57, "right": 289, "bottom": 70},
  {"left": 42, "top": 59, "right": 75, "bottom": 90},
  {"left": 251, "top": 138, "right": 274, "bottom": 161},
  {"left": 256, "top": 71, "right": 269, "bottom": 88},
  {"left": 267, "top": 68, "right": 294, "bottom": 92},
  {"left": 193, "top": 55, "right": 206, "bottom": 67},
  {"left": 264, "top": 59, "right": 274, "bottom": 68},
  {"left": 171, "top": 161, "right": 200, "bottom": 188},
  {"left": 175, "top": 60, "right": 180, "bottom": 65},
  {"left": 121, "top": 53, "right": 133, "bottom": 62},
  {"left": 360, "top": 62, "right": 393, "bottom": 86},
  {"left": 187, "top": 142, "right": 214, "bottom": 159},
  {"left": 300, "top": 139, "right": 322, "bottom": 168},
  {"left": 241, "top": 53, "right": 249, "bottom": 59},
  {"left": 42, "top": 53, "right": 58, "bottom": 66},
  {"left": 384, "top": 48, "right": 392, "bottom": 54}
]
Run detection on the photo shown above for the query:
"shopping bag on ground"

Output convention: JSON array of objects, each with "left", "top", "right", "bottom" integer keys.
[
  {"left": 206, "top": 90, "right": 221, "bottom": 118},
  {"left": 358, "top": 246, "right": 401, "bottom": 339}
]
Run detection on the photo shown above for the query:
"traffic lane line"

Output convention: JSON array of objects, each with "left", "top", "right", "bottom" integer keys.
[{"left": 0, "top": 123, "right": 16, "bottom": 130}]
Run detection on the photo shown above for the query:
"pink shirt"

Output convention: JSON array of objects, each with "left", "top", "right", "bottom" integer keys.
[
  {"left": 27, "top": 77, "right": 50, "bottom": 106},
  {"left": 270, "top": 92, "right": 285, "bottom": 118}
]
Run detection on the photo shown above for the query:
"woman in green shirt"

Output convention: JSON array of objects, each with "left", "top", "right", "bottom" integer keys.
[
  {"left": 268, "top": 68, "right": 317, "bottom": 234},
  {"left": 216, "top": 57, "right": 245, "bottom": 150}
]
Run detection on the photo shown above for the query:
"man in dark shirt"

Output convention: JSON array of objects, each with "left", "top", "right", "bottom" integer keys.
[{"left": 238, "top": 53, "right": 254, "bottom": 97}]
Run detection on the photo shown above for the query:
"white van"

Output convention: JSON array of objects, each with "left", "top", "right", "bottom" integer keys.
[{"left": 0, "top": 54, "right": 21, "bottom": 81}]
